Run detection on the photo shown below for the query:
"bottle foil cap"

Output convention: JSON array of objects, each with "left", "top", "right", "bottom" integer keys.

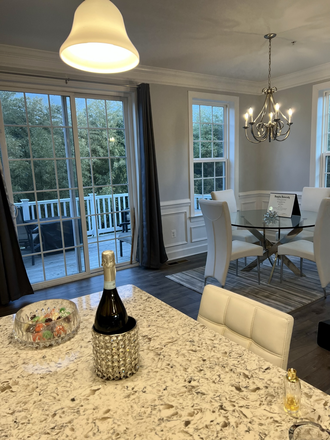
[{"left": 102, "top": 250, "right": 116, "bottom": 282}]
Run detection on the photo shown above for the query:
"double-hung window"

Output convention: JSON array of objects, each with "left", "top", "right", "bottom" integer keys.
[
  {"left": 188, "top": 91, "right": 238, "bottom": 216},
  {"left": 311, "top": 82, "right": 330, "bottom": 187}
]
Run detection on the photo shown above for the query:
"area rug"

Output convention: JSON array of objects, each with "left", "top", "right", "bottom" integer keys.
[{"left": 166, "top": 257, "right": 323, "bottom": 313}]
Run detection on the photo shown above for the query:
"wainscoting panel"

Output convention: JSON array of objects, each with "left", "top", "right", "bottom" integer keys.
[{"left": 160, "top": 190, "right": 302, "bottom": 261}]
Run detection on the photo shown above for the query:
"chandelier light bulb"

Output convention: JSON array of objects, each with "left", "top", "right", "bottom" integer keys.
[
  {"left": 243, "top": 33, "right": 293, "bottom": 143},
  {"left": 275, "top": 103, "right": 280, "bottom": 119},
  {"left": 59, "top": 0, "right": 139, "bottom": 74}
]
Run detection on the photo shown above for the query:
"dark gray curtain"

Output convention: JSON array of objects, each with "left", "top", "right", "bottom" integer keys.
[
  {"left": 0, "top": 170, "right": 33, "bottom": 305},
  {"left": 136, "top": 83, "right": 168, "bottom": 268}
]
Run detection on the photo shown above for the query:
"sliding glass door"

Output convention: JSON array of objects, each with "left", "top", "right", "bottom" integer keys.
[
  {"left": 75, "top": 96, "right": 133, "bottom": 269},
  {"left": 0, "top": 89, "right": 135, "bottom": 287}
]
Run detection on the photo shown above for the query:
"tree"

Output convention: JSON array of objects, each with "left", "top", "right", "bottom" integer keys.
[{"left": 0, "top": 92, "right": 129, "bottom": 211}]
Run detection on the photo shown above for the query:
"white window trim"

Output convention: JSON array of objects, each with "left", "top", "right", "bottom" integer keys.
[
  {"left": 310, "top": 81, "right": 330, "bottom": 187},
  {"left": 188, "top": 91, "right": 239, "bottom": 217}
]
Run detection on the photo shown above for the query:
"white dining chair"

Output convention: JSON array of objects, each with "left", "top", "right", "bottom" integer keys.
[
  {"left": 197, "top": 284, "right": 294, "bottom": 369},
  {"left": 279, "top": 187, "right": 330, "bottom": 242},
  {"left": 199, "top": 199, "right": 263, "bottom": 287},
  {"left": 277, "top": 197, "right": 330, "bottom": 298},
  {"left": 211, "top": 189, "right": 258, "bottom": 244}
]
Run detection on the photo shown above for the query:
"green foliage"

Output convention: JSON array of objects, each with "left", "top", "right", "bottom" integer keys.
[{"left": 0, "top": 92, "right": 128, "bottom": 203}]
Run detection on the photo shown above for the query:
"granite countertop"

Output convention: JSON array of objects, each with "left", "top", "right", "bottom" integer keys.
[{"left": 1, "top": 285, "right": 329, "bottom": 439}]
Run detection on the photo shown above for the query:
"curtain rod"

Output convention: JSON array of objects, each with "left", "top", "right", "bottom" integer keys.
[{"left": 0, "top": 70, "right": 138, "bottom": 88}]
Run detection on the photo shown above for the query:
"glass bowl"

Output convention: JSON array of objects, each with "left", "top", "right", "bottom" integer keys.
[
  {"left": 289, "top": 421, "right": 330, "bottom": 440},
  {"left": 13, "top": 299, "right": 80, "bottom": 348}
]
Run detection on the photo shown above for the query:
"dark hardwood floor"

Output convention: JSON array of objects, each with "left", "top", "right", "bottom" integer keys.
[{"left": 2, "top": 252, "right": 330, "bottom": 394}]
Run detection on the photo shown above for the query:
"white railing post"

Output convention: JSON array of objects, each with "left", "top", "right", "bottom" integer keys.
[
  {"left": 89, "top": 193, "right": 96, "bottom": 236},
  {"left": 20, "top": 199, "right": 31, "bottom": 220}
]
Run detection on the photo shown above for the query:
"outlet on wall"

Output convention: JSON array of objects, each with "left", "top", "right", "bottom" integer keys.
[{"left": 171, "top": 229, "right": 177, "bottom": 238}]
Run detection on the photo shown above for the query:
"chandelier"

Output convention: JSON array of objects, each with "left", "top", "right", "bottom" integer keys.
[{"left": 243, "top": 33, "right": 293, "bottom": 143}]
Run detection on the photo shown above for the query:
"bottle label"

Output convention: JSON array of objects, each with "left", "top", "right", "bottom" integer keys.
[{"left": 104, "top": 280, "right": 116, "bottom": 289}]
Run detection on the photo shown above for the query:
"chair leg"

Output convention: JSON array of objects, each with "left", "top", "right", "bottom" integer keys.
[
  {"left": 257, "top": 256, "right": 260, "bottom": 285},
  {"left": 29, "top": 233, "right": 35, "bottom": 266},
  {"left": 323, "top": 288, "right": 327, "bottom": 299},
  {"left": 280, "top": 256, "right": 284, "bottom": 283},
  {"left": 236, "top": 259, "right": 238, "bottom": 276},
  {"left": 300, "top": 258, "right": 303, "bottom": 276}
]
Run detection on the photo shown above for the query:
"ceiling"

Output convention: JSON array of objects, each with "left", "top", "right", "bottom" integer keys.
[{"left": 1, "top": 0, "right": 330, "bottom": 82}]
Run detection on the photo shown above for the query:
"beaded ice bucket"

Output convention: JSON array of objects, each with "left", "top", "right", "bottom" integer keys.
[{"left": 91, "top": 317, "right": 139, "bottom": 380}]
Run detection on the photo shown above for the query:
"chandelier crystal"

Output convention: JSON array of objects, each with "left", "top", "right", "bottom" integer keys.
[{"left": 243, "top": 33, "right": 293, "bottom": 143}]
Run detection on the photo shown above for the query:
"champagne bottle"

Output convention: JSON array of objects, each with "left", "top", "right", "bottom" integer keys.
[{"left": 93, "top": 250, "right": 128, "bottom": 334}]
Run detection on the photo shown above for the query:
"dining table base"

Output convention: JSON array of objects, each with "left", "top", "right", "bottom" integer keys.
[{"left": 240, "top": 226, "right": 306, "bottom": 283}]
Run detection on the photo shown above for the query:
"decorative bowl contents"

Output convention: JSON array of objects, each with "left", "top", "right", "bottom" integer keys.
[
  {"left": 289, "top": 421, "right": 330, "bottom": 440},
  {"left": 13, "top": 299, "right": 80, "bottom": 348}
]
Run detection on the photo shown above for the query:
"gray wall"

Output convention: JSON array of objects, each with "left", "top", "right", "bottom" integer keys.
[
  {"left": 150, "top": 81, "right": 320, "bottom": 202},
  {"left": 149, "top": 83, "right": 262, "bottom": 203},
  {"left": 258, "top": 83, "right": 313, "bottom": 192}
]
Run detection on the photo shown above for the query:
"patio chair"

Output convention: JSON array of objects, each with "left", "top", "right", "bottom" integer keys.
[
  {"left": 16, "top": 207, "right": 37, "bottom": 265},
  {"left": 118, "top": 210, "right": 132, "bottom": 257}
]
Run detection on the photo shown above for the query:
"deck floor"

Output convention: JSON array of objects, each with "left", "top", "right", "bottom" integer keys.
[{"left": 21, "top": 233, "right": 133, "bottom": 285}]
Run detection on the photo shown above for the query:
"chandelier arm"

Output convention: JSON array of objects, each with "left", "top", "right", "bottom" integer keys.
[
  {"left": 274, "top": 128, "right": 292, "bottom": 142},
  {"left": 244, "top": 127, "right": 261, "bottom": 144},
  {"left": 250, "top": 125, "right": 268, "bottom": 143},
  {"left": 278, "top": 110, "right": 290, "bottom": 123},
  {"left": 254, "top": 93, "right": 269, "bottom": 122},
  {"left": 273, "top": 120, "right": 284, "bottom": 140},
  {"left": 273, "top": 124, "right": 292, "bottom": 141}
]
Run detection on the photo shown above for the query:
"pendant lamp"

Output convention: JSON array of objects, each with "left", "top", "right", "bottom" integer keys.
[{"left": 59, "top": 0, "right": 139, "bottom": 74}]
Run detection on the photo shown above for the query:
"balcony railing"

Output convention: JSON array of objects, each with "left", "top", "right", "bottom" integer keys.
[
  {"left": 15, "top": 193, "right": 130, "bottom": 237},
  {"left": 194, "top": 193, "right": 212, "bottom": 211}
]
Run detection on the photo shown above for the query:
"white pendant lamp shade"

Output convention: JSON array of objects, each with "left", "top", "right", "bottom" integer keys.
[{"left": 59, "top": 0, "right": 139, "bottom": 74}]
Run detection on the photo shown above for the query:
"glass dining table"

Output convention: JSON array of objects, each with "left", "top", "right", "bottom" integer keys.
[{"left": 230, "top": 209, "right": 317, "bottom": 282}]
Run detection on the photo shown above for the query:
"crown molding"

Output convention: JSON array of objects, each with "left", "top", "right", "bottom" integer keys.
[
  {"left": 267, "top": 62, "right": 330, "bottom": 91},
  {"left": 0, "top": 44, "right": 259, "bottom": 95},
  {"left": 0, "top": 44, "right": 329, "bottom": 94}
]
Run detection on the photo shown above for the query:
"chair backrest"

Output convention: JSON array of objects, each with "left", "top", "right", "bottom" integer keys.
[
  {"left": 15, "top": 206, "right": 29, "bottom": 241},
  {"left": 16, "top": 206, "right": 24, "bottom": 224},
  {"left": 301, "top": 187, "right": 330, "bottom": 212},
  {"left": 314, "top": 197, "right": 330, "bottom": 289},
  {"left": 199, "top": 199, "right": 232, "bottom": 287},
  {"left": 211, "top": 189, "right": 238, "bottom": 213},
  {"left": 197, "top": 285, "right": 294, "bottom": 369}
]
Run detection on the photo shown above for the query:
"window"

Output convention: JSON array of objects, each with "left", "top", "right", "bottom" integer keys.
[
  {"left": 188, "top": 91, "right": 238, "bottom": 216},
  {"left": 311, "top": 82, "right": 330, "bottom": 187},
  {"left": 0, "top": 87, "right": 137, "bottom": 288}
]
